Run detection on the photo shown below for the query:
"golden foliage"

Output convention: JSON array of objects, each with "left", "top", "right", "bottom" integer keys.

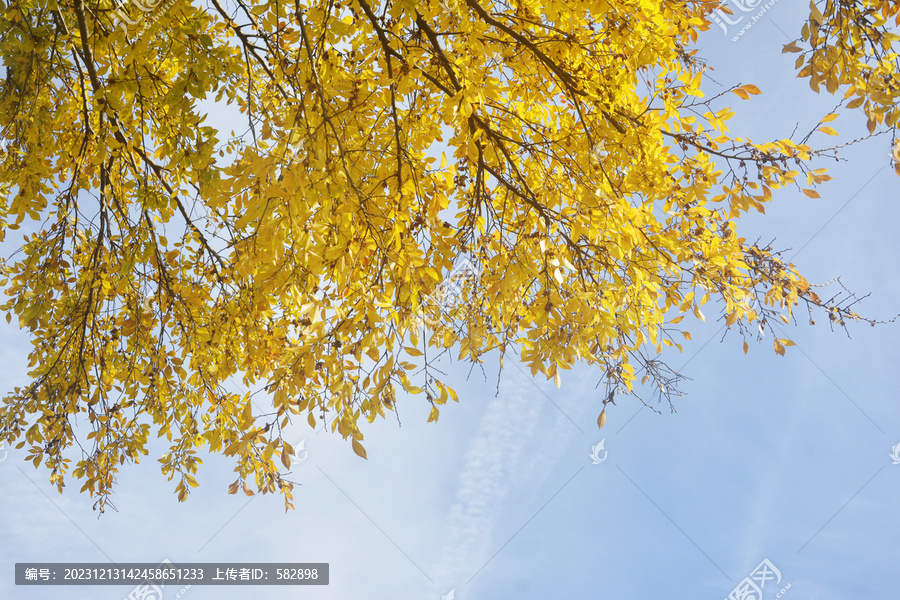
[{"left": 0, "top": 0, "right": 894, "bottom": 510}]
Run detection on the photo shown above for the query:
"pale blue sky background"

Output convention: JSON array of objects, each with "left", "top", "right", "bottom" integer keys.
[{"left": 2, "top": 2, "right": 899, "bottom": 599}]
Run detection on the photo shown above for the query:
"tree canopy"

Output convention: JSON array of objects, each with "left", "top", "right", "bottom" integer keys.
[{"left": 0, "top": 0, "right": 897, "bottom": 511}]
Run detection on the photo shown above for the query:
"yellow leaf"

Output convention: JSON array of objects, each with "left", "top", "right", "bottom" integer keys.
[
  {"left": 274, "top": 387, "right": 288, "bottom": 408},
  {"left": 693, "top": 305, "right": 705, "bottom": 322},
  {"left": 597, "top": 408, "right": 606, "bottom": 430},
  {"left": 802, "top": 188, "right": 820, "bottom": 198},
  {"left": 809, "top": 1, "right": 825, "bottom": 26},
  {"left": 774, "top": 338, "right": 786, "bottom": 356},
  {"left": 241, "top": 397, "right": 254, "bottom": 429},
  {"left": 352, "top": 439, "right": 367, "bottom": 459}
]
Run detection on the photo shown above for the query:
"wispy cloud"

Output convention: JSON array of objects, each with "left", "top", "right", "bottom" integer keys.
[
  {"left": 430, "top": 364, "right": 589, "bottom": 593},
  {"left": 431, "top": 373, "right": 541, "bottom": 589}
]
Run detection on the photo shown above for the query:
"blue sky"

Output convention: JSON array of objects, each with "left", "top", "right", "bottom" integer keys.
[{"left": 2, "top": 2, "right": 899, "bottom": 599}]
